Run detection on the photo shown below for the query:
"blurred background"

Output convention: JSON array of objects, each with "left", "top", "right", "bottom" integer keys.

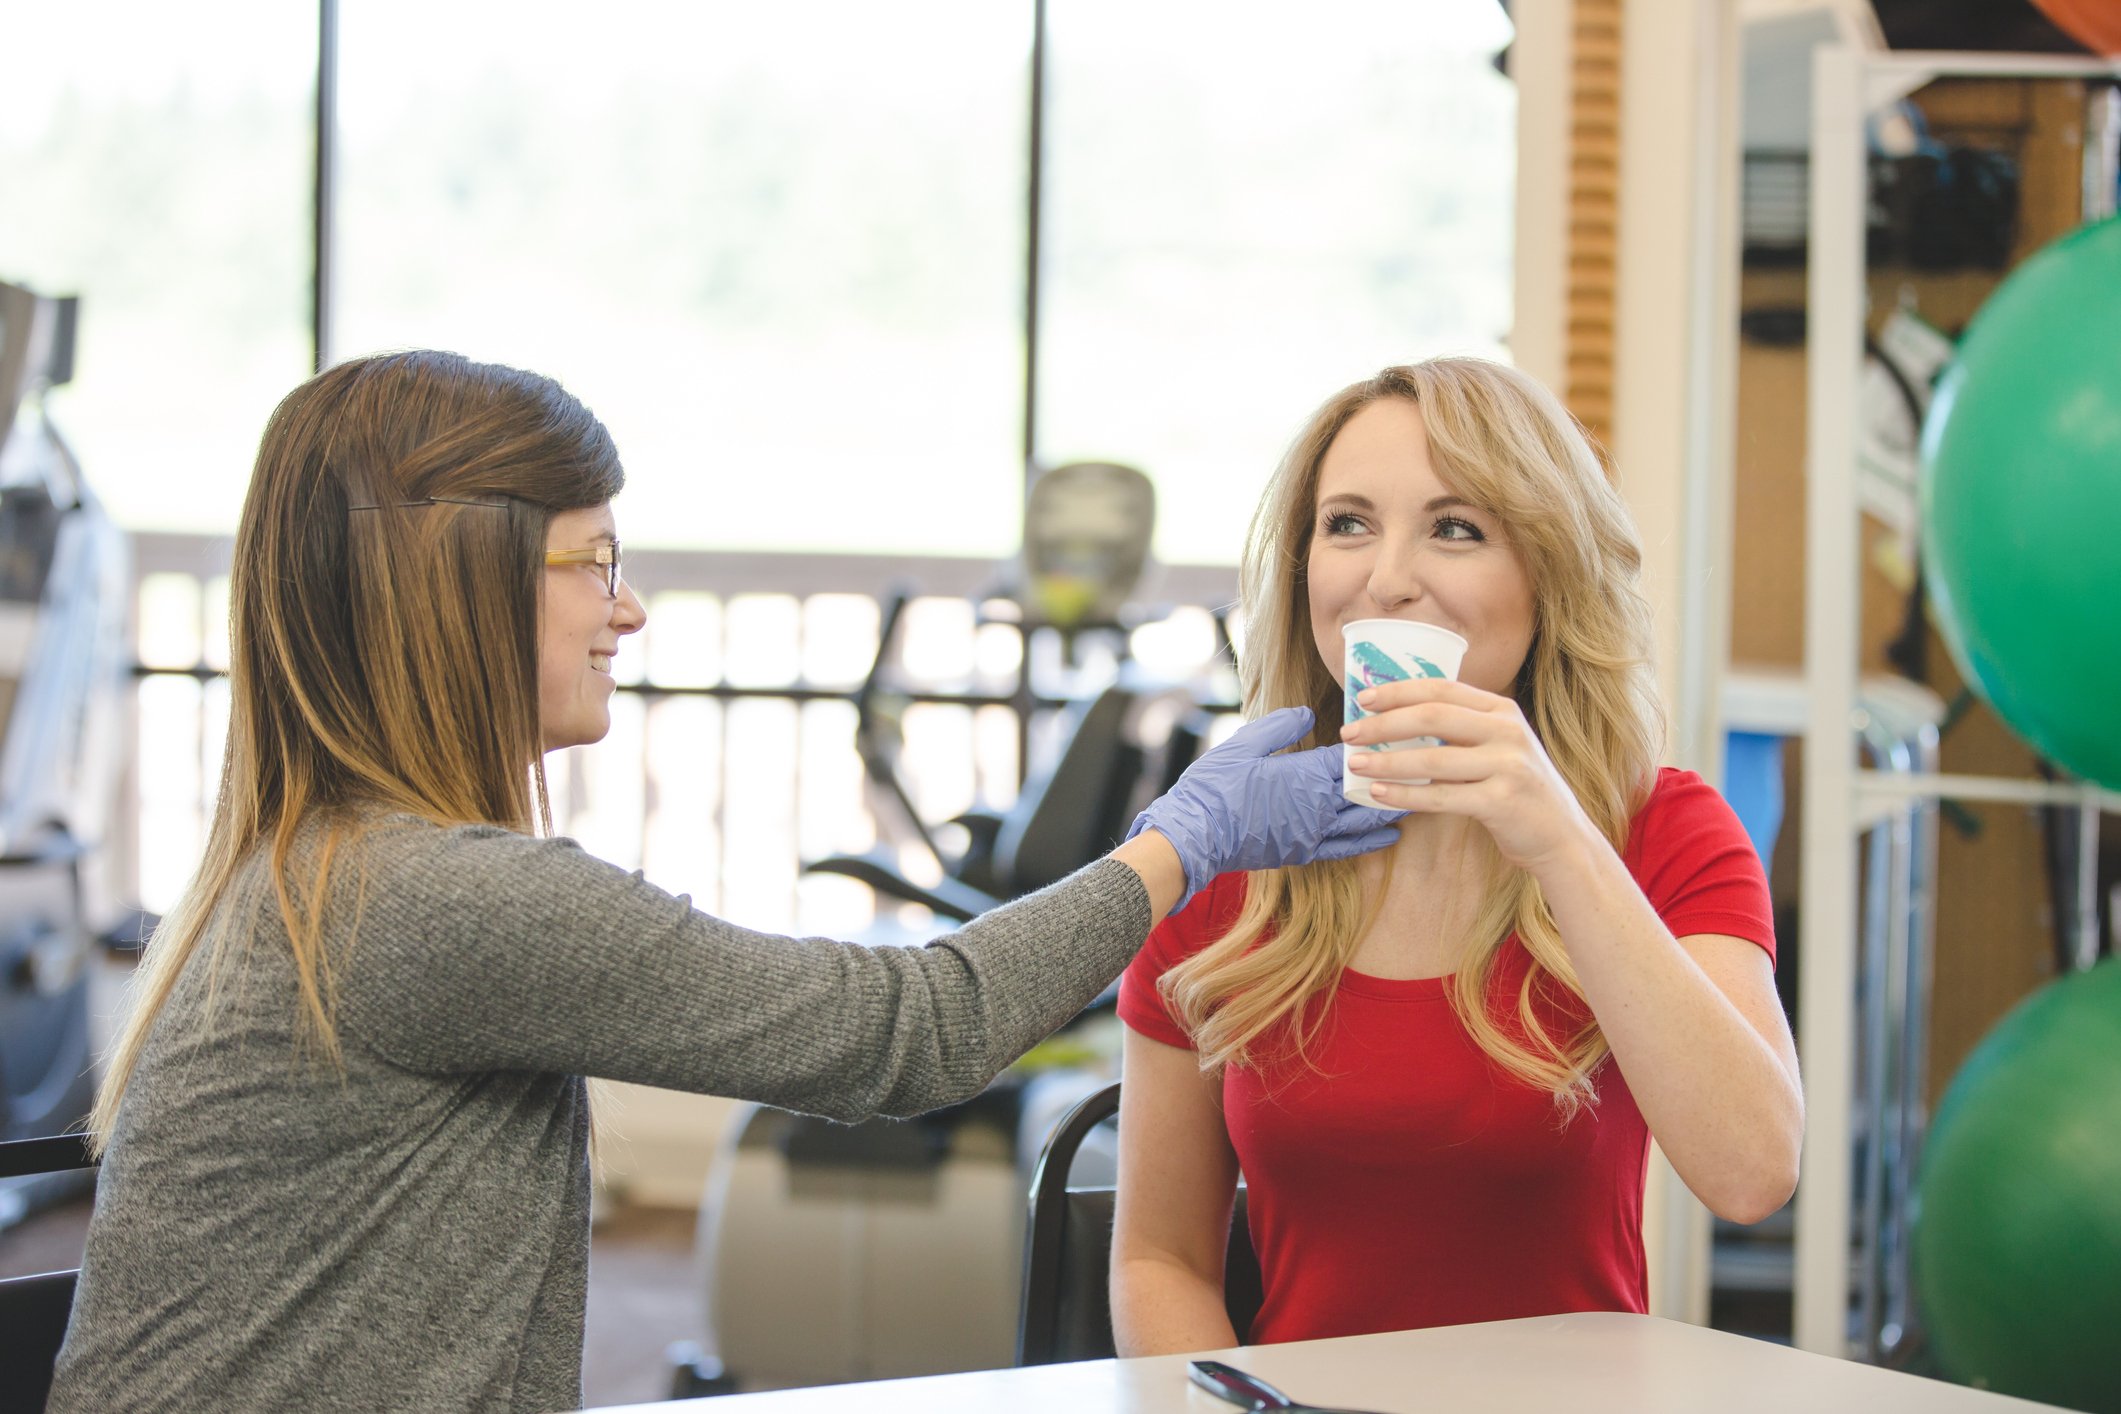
[
  {"left": 3, "top": 0, "right": 2118, "bottom": 1407},
  {"left": 1, "top": 2, "right": 1515, "bottom": 1401}
]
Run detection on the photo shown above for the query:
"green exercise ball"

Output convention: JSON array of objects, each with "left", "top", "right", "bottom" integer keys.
[
  {"left": 1920, "top": 215, "right": 2121, "bottom": 791},
  {"left": 1912, "top": 960, "right": 2121, "bottom": 1411}
]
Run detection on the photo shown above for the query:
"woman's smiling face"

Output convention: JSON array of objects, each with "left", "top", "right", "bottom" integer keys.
[
  {"left": 539, "top": 503, "right": 646, "bottom": 752},
  {"left": 1306, "top": 398, "right": 1536, "bottom": 697}
]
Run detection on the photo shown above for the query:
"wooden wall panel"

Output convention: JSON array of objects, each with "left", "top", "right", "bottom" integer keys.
[{"left": 1565, "top": 0, "right": 1623, "bottom": 449}]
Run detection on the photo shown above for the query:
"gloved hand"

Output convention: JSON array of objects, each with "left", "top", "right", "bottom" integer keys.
[{"left": 1128, "top": 705, "right": 1406, "bottom": 913}]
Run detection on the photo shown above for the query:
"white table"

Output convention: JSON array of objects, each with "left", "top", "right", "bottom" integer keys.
[{"left": 593, "top": 1312, "right": 2056, "bottom": 1412}]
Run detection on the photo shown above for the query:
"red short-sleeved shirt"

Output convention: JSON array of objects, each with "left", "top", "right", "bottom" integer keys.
[{"left": 1117, "top": 767, "right": 1774, "bottom": 1345}]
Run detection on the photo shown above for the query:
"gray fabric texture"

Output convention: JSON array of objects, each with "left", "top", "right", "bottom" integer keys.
[{"left": 47, "top": 817, "right": 1150, "bottom": 1413}]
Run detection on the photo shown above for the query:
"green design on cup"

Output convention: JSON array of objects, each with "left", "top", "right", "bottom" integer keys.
[{"left": 1345, "top": 640, "right": 1446, "bottom": 742}]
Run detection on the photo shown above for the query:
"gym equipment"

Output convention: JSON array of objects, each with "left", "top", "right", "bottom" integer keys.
[
  {"left": 690, "top": 464, "right": 1197, "bottom": 1391},
  {"left": 1018, "top": 461, "right": 1154, "bottom": 631},
  {"left": 699, "top": 634, "right": 1196, "bottom": 1389},
  {"left": 805, "top": 452, "right": 1207, "bottom": 923},
  {"left": 2029, "top": 0, "right": 2121, "bottom": 54},
  {"left": 1846, "top": 679, "right": 1945, "bottom": 1362},
  {"left": 803, "top": 589, "right": 1204, "bottom": 923},
  {"left": 0, "top": 276, "right": 128, "bottom": 1407},
  {"left": 1706, "top": 670, "right": 1946, "bottom": 1355},
  {"left": 684, "top": 1094, "right": 1025, "bottom": 1391},
  {"left": 1911, "top": 960, "right": 2121, "bottom": 1412},
  {"left": 1869, "top": 0, "right": 2118, "bottom": 53},
  {"left": 1919, "top": 215, "right": 2121, "bottom": 791},
  {"left": 0, "top": 280, "right": 129, "bottom": 1181}
]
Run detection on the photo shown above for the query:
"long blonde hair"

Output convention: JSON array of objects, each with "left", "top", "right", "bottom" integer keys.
[
  {"left": 1161, "top": 358, "right": 1663, "bottom": 1116},
  {"left": 88, "top": 351, "right": 624, "bottom": 1151}
]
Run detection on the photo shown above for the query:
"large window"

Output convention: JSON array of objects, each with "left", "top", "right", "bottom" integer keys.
[
  {"left": 1040, "top": 1, "right": 1517, "bottom": 567},
  {"left": 0, "top": 4, "right": 316, "bottom": 533},
  {"left": 335, "top": 1, "right": 1030, "bottom": 558},
  {"left": 4, "top": 3, "right": 1511, "bottom": 555}
]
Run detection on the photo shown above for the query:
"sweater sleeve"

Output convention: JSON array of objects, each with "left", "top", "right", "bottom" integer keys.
[{"left": 331, "top": 821, "right": 1153, "bottom": 1123}]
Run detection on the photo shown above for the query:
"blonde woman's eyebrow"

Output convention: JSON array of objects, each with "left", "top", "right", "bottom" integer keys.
[{"left": 1316, "top": 493, "right": 1474, "bottom": 513}]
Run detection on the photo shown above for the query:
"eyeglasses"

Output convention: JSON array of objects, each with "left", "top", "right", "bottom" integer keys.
[
  {"left": 344, "top": 498, "right": 622, "bottom": 597},
  {"left": 544, "top": 541, "right": 622, "bottom": 597}
]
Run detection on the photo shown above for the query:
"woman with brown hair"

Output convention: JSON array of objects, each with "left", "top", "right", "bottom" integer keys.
[
  {"left": 48, "top": 350, "right": 1399, "bottom": 1412},
  {"left": 1111, "top": 357, "right": 1803, "bottom": 1354}
]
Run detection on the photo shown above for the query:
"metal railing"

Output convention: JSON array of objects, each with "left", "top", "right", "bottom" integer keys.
[{"left": 117, "top": 532, "right": 1238, "bottom": 940}]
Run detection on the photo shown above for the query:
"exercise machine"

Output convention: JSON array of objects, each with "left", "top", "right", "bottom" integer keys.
[{"left": 0, "top": 280, "right": 131, "bottom": 1228}]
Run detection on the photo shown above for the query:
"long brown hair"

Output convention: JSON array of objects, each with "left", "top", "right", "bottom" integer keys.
[
  {"left": 1160, "top": 358, "right": 1663, "bottom": 1117},
  {"left": 89, "top": 351, "right": 624, "bottom": 1149}
]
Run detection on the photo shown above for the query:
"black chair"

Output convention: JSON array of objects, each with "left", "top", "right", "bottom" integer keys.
[
  {"left": 0, "top": 1133, "right": 97, "bottom": 1413},
  {"left": 1015, "top": 1081, "right": 1262, "bottom": 1366},
  {"left": 807, "top": 679, "right": 1150, "bottom": 923}
]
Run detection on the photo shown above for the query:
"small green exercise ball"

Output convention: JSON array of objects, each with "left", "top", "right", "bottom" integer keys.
[
  {"left": 1920, "top": 215, "right": 2121, "bottom": 790},
  {"left": 1912, "top": 960, "right": 2121, "bottom": 1411}
]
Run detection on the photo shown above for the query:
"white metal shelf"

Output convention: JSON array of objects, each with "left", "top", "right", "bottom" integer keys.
[
  {"left": 1857, "top": 771, "right": 2121, "bottom": 811},
  {"left": 1793, "top": 45, "right": 2121, "bottom": 1359}
]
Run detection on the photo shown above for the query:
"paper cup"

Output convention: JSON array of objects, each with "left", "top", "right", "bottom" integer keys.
[{"left": 1341, "top": 618, "right": 1469, "bottom": 806}]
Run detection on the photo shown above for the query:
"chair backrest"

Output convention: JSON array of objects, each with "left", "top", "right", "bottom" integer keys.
[
  {"left": 1016, "top": 1082, "right": 1262, "bottom": 1366},
  {"left": 0, "top": 1270, "right": 78, "bottom": 1412},
  {"left": 1154, "top": 707, "right": 1216, "bottom": 797},
  {"left": 993, "top": 685, "right": 1144, "bottom": 896},
  {"left": 0, "top": 1133, "right": 98, "bottom": 1413}
]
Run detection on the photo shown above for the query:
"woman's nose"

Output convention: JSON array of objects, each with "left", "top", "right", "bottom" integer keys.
[
  {"left": 614, "top": 581, "right": 648, "bottom": 634},
  {"left": 1364, "top": 540, "right": 1426, "bottom": 609}
]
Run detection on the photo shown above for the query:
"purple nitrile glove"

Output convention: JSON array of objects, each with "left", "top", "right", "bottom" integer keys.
[{"left": 1127, "top": 705, "right": 1407, "bottom": 914}]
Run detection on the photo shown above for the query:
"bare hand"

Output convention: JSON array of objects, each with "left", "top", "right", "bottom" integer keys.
[{"left": 1339, "top": 677, "right": 1600, "bottom": 873}]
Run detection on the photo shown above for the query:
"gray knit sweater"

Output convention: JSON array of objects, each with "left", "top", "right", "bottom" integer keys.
[{"left": 48, "top": 817, "right": 1150, "bottom": 1412}]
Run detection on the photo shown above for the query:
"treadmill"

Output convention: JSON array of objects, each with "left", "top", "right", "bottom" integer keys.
[{"left": 0, "top": 279, "right": 130, "bottom": 1228}]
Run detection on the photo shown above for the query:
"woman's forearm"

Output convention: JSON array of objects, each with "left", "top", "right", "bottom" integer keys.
[
  {"left": 1111, "top": 1254, "right": 1240, "bottom": 1357},
  {"left": 1534, "top": 828, "right": 1803, "bottom": 1222},
  {"left": 1108, "top": 830, "right": 1186, "bottom": 920}
]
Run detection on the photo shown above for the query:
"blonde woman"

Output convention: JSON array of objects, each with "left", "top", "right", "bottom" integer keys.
[
  {"left": 49, "top": 351, "right": 1401, "bottom": 1412},
  {"left": 1111, "top": 359, "right": 1802, "bottom": 1353}
]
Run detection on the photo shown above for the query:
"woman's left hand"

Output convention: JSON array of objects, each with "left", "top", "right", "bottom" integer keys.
[{"left": 1340, "top": 677, "right": 1599, "bottom": 874}]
